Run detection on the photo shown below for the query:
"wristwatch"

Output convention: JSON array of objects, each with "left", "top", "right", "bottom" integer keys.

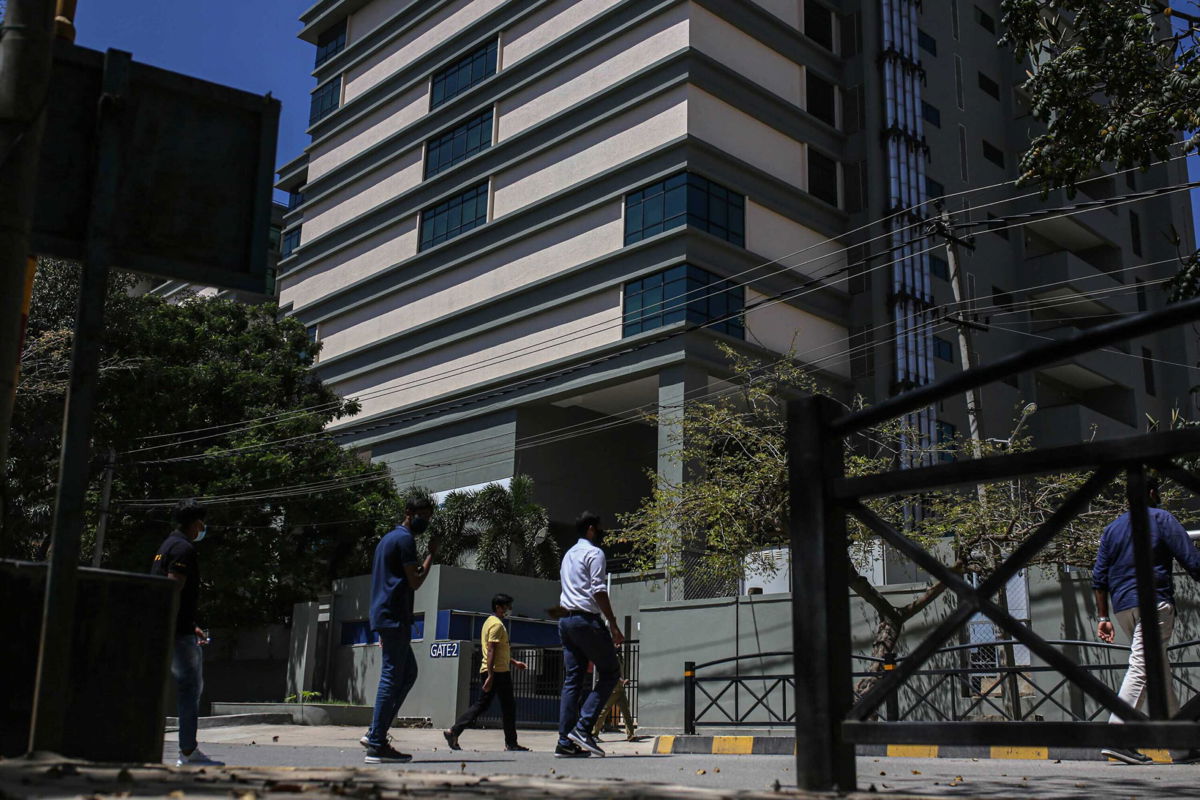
[{"left": 1097, "top": 616, "right": 1110, "bottom": 623}]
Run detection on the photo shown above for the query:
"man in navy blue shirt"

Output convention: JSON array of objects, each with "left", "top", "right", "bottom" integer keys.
[
  {"left": 361, "top": 496, "right": 437, "bottom": 764},
  {"left": 1092, "top": 479, "right": 1200, "bottom": 764}
]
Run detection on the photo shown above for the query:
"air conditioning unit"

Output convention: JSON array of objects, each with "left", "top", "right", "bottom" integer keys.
[{"left": 740, "top": 548, "right": 790, "bottom": 595}]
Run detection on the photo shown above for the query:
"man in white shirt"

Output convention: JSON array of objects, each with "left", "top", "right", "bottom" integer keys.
[{"left": 555, "top": 511, "right": 625, "bottom": 757}]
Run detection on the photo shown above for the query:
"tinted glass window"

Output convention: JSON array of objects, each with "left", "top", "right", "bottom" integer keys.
[
  {"left": 430, "top": 40, "right": 498, "bottom": 109},
  {"left": 625, "top": 172, "right": 744, "bottom": 247},
  {"left": 309, "top": 76, "right": 341, "bottom": 126},
  {"left": 419, "top": 183, "right": 489, "bottom": 250},
  {"left": 808, "top": 149, "right": 839, "bottom": 207},
  {"left": 315, "top": 20, "right": 347, "bottom": 68},
  {"left": 425, "top": 108, "right": 493, "bottom": 178},
  {"left": 623, "top": 264, "right": 744, "bottom": 338}
]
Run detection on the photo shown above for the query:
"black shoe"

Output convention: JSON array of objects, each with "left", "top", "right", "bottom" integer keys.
[
  {"left": 505, "top": 744, "right": 530, "bottom": 752},
  {"left": 443, "top": 730, "right": 461, "bottom": 751},
  {"left": 1101, "top": 747, "right": 1152, "bottom": 765},
  {"left": 554, "top": 742, "right": 591, "bottom": 758},
  {"left": 567, "top": 728, "right": 605, "bottom": 757},
  {"left": 364, "top": 742, "right": 412, "bottom": 764},
  {"left": 1174, "top": 749, "right": 1200, "bottom": 764}
]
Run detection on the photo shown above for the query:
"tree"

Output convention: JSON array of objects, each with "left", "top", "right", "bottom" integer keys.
[
  {"left": 1001, "top": 0, "right": 1200, "bottom": 293},
  {"left": 419, "top": 475, "right": 559, "bottom": 578},
  {"left": 3, "top": 259, "right": 403, "bottom": 628},
  {"left": 616, "top": 346, "right": 1140, "bottom": 692}
]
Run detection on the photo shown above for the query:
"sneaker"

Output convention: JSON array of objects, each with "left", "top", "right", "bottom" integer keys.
[
  {"left": 1101, "top": 747, "right": 1152, "bottom": 765},
  {"left": 505, "top": 744, "right": 530, "bottom": 752},
  {"left": 360, "top": 733, "right": 391, "bottom": 749},
  {"left": 1174, "top": 749, "right": 1200, "bottom": 764},
  {"left": 443, "top": 730, "right": 461, "bottom": 751},
  {"left": 176, "top": 748, "right": 225, "bottom": 767},
  {"left": 567, "top": 728, "right": 605, "bottom": 757},
  {"left": 554, "top": 741, "right": 591, "bottom": 758},
  {"left": 364, "top": 742, "right": 412, "bottom": 764}
]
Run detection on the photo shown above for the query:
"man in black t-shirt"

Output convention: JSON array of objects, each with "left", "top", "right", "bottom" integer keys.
[{"left": 151, "top": 499, "right": 223, "bottom": 767}]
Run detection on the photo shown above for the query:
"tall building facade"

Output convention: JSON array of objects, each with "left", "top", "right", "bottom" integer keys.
[{"left": 276, "top": 0, "right": 1197, "bottom": 553}]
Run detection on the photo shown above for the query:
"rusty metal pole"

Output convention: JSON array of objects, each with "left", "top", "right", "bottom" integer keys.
[{"left": 0, "top": 0, "right": 55, "bottom": 553}]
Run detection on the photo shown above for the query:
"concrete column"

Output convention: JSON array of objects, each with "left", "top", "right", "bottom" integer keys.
[{"left": 656, "top": 364, "right": 707, "bottom": 601}]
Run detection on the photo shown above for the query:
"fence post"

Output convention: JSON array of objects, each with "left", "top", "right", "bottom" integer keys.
[
  {"left": 683, "top": 661, "right": 696, "bottom": 735},
  {"left": 884, "top": 653, "right": 899, "bottom": 721},
  {"left": 789, "top": 396, "right": 855, "bottom": 791}
]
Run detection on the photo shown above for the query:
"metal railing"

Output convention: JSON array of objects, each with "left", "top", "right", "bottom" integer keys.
[
  {"left": 788, "top": 295, "right": 1200, "bottom": 790},
  {"left": 684, "top": 640, "right": 1200, "bottom": 733}
]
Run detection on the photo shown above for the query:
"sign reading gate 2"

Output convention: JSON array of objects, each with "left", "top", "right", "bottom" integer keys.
[{"left": 430, "top": 642, "right": 459, "bottom": 658}]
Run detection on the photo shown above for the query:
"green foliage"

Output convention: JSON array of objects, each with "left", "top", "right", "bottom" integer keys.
[
  {"left": 417, "top": 475, "right": 558, "bottom": 578},
  {"left": 1001, "top": 1, "right": 1200, "bottom": 295},
  {"left": 3, "top": 258, "right": 403, "bottom": 628}
]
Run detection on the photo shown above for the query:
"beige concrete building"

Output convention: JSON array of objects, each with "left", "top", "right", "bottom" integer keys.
[{"left": 276, "top": 0, "right": 1197, "bottom": 571}]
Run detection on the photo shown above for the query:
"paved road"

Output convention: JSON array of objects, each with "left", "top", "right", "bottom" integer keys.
[{"left": 162, "top": 724, "right": 1200, "bottom": 799}]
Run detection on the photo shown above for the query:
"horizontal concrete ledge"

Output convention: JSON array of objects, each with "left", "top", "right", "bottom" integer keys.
[
  {"left": 211, "top": 702, "right": 431, "bottom": 728},
  {"left": 165, "top": 713, "right": 293, "bottom": 732},
  {"left": 653, "top": 736, "right": 1194, "bottom": 763}
]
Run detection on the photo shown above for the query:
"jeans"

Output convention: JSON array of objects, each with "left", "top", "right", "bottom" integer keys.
[
  {"left": 557, "top": 614, "right": 619, "bottom": 744},
  {"left": 171, "top": 634, "right": 204, "bottom": 754},
  {"left": 450, "top": 672, "right": 517, "bottom": 746},
  {"left": 367, "top": 627, "right": 418, "bottom": 746},
  {"left": 1110, "top": 601, "right": 1179, "bottom": 722}
]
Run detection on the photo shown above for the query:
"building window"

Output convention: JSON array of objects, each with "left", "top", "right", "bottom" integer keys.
[
  {"left": 918, "top": 28, "right": 938, "bottom": 56},
  {"left": 982, "top": 140, "right": 1005, "bottom": 168},
  {"left": 430, "top": 39, "right": 498, "bottom": 109},
  {"left": 952, "top": 0, "right": 961, "bottom": 38},
  {"left": 806, "top": 72, "right": 837, "bottom": 128},
  {"left": 314, "top": 19, "right": 347, "bottom": 68},
  {"left": 1136, "top": 278, "right": 1147, "bottom": 312},
  {"left": 419, "top": 182, "right": 488, "bottom": 250},
  {"left": 975, "top": 5, "right": 997, "bottom": 34},
  {"left": 930, "top": 254, "right": 950, "bottom": 281},
  {"left": 425, "top": 108, "right": 493, "bottom": 178},
  {"left": 1142, "top": 348, "right": 1156, "bottom": 396},
  {"left": 1125, "top": 170, "right": 1137, "bottom": 192},
  {"left": 934, "top": 336, "right": 954, "bottom": 362},
  {"left": 287, "top": 190, "right": 305, "bottom": 210},
  {"left": 622, "top": 264, "right": 744, "bottom": 338},
  {"left": 936, "top": 420, "right": 957, "bottom": 462},
  {"left": 309, "top": 76, "right": 341, "bottom": 126},
  {"left": 922, "top": 101, "right": 942, "bottom": 128},
  {"left": 281, "top": 228, "right": 300, "bottom": 258},
  {"left": 808, "top": 149, "right": 839, "bottom": 207},
  {"left": 978, "top": 72, "right": 1000, "bottom": 100},
  {"left": 926, "top": 176, "right": 945, "bottom": 199},
  {"left": 805, "top": 3, "right": 835, "bottom": 51},
  {"left": 954, "top": 55, "right": 965, "bottom": 110},
  {"left": 1130, "top": 211, "right": 1143, "bottom": 256},
  {"left": 850, "top": 325, "right": 875, "bottom": 379},
  {"left": 958, "top": 125, "right": 969, "bottom": 181},
  {"left": 624, "top": 172, "right": 745, "bottom": 246}
]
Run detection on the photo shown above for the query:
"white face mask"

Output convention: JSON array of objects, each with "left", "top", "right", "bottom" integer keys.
[{"left": 193, "top": 526, "right": 207, "bottom": 543}]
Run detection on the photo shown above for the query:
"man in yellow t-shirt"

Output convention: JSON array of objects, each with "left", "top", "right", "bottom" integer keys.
[{"left": 443, "top": 593, "right": 528, "bottom": 751}]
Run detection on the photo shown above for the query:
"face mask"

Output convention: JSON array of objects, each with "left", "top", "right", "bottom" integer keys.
[
  {"left": 194, "top": 526, "right": 207, "bottom": 543},
  {"left": 409, "top": 516, "right": 430, "bottom": 535}
]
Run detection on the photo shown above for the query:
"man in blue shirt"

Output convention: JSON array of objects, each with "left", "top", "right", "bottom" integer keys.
[
  {"left": 362, "top": 496, "right": 437, "bottom": 764},
  {"left": 1092, "top": 479, "right": 1200, "bottom": 764}
]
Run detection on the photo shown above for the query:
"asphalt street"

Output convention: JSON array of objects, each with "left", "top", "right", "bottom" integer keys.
[{"left": 160, "top": 724, "right": 1200, "bottom": 799}]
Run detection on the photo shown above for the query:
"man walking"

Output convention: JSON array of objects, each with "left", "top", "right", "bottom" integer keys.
[
  {"left": 443, "top": 593, "right": 530, "bottom": 752},
  {"left": 151, "top": 499, "right": 223, "bottom": 767},
  {"left": 362, "top": 496, "right": 437, "bottom": 764},
  {"left": 555, "top": 512, "right": 623, "bottom": 757},
  {"left": 1092, "top": 478, "right": 1200, "bottom": 765}
]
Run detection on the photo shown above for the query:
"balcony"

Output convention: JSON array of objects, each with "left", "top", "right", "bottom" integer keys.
[
  {"left": 1030, "top": 401, "right": 1137, "bottom": 449},
  {"left": 1016, "top": 187, "right": 1116, "bottom": 255}
]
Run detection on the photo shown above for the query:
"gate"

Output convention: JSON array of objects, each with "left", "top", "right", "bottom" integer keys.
[{"left": 789, "top": 297, "right": 1200, "bottom": 790}]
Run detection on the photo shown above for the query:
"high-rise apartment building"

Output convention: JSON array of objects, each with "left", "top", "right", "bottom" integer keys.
[{"left": 276, "top": 0, "right": 1197, "bottom": 549}]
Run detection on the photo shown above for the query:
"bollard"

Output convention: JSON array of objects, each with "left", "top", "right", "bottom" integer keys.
[
  {"left": 883, "top": 653, "right": 899, "bottom": 721},
  {"left": 683, "top": 661, "right": 696, "bottom": 735}
]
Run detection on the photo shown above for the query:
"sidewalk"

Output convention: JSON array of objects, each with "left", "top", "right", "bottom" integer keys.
[{"left": 0, "top": 750, "right": 839, "bottom": 800}]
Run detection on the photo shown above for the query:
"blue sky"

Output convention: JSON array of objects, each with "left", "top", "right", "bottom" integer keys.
[
  {"left": 74, "top": 1, "right": 1199, "bottom": 235},
  {"left": 75, "top": 1, "right": 314, "bottom": 200}
]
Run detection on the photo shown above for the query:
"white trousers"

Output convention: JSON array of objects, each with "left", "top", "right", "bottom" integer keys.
[{"left": 1109, "top": 600, "right": 1178, "bottom": 723}]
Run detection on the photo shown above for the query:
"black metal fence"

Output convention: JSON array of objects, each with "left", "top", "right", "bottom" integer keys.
[
  {"left": 789, "top": 296, "right": 1200, "bottom": 791},
  {"left": 683, "top": 641, "right": 1200, "bottom": 733},
  {"left": 464, "top": 639, "right": 640, "bottom": 730}
]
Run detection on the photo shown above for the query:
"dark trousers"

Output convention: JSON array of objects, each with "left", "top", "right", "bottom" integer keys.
[
  {"left": 450, "top": 671, "right": 518, "bottom": 746},
  {"left": 557, "top": 613, "right": 620, "bottom": 744},
  {"left": 366, "top": 627, "right": 418, "bottom": 746}
]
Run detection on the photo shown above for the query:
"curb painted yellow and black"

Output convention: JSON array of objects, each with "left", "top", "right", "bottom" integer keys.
[{"left": 653, "top": 736, "right": 1182, "bottom": 763}]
